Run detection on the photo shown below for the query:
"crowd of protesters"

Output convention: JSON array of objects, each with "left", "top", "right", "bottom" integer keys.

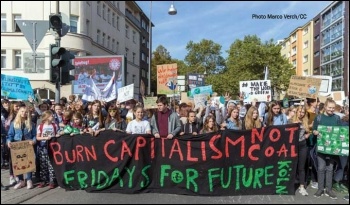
[{"left": 0, "top": 93, "right": 348, "bottom": 201}]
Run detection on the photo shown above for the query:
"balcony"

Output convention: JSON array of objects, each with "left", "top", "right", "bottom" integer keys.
[{"left": 125, "top": 10, "right": 141, "bottom": 29}]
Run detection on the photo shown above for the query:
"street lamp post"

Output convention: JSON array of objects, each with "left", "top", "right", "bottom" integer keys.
[{"left": 148, "top": 1, "right": 177, "bottom": 96}]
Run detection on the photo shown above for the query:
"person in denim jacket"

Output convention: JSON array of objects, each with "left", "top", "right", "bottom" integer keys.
[{"left": 7, "top": 106, "right": 36, "bottom": 190}]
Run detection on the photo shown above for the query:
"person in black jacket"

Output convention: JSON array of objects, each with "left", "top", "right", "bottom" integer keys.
[{"left": 179, "top": 111, "right": 199, "bottom": 136}]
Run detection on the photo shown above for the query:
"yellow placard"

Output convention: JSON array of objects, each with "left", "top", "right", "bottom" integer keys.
[
  {"left": 10, "top": 140, "right": 36, "bottom": 176},
  {"left": 287, "top": 76, "right": 322, "bottom": 99}
]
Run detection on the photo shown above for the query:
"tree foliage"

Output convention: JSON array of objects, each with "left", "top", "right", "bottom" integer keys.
[{"left": 184, "top": 39, "right": 226, "bottom": 75}]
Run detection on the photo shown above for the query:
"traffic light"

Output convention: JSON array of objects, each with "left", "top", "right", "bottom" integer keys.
[
  {"left": 49, "top": 44, "right": 66, "bottom": 83},
  {"left": 60, "top": 51, "right": 75, "bottom": 85},
  {"left": 49, "top": 14, "right": 62, "bottom": 31}
]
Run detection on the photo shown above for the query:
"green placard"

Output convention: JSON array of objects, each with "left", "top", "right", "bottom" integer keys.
[{"left": 317, "top": 125, "right": 349, "bottom": 156}]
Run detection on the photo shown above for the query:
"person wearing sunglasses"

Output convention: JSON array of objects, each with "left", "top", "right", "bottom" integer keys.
[{"left": 104, "top": 105, "right": 126, "bottom": 132}]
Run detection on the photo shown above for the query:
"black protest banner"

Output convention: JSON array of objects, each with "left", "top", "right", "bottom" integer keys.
[{"left": 49, "top": 124, "right": 299, "bottom": 196}]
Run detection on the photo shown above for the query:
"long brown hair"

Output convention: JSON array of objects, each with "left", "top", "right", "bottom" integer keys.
[
  {"left": 86, "top": 100, "right": 104, "bottom": 128},
  {"left": 266, "top": 101, "right": 282, "bottom": 126},
  {"left": 105, "top": 104, "right": 122, "bottom": 124},
  {"left": 201, "top": 115, "right": 218, "bottom": 133}
]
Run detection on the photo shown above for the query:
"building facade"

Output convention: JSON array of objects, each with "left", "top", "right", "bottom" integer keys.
[{"left": 1, "top": 1, "right": 151, "bottom": 100}]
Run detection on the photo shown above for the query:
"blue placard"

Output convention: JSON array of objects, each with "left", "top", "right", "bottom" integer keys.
[
  {"left": 189, "top": 85, "right": 212, "bottom": 98},
  {"left": 1, "top": 74, "right": 34, "bottom": 100}
]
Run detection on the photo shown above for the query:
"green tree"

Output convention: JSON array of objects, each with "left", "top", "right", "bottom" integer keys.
[
  {"left": 184, "top": 39, "right": 226, "bottom": 75},
  {"left": 224, "top": 35, "right": 294, "bottom": 97}
]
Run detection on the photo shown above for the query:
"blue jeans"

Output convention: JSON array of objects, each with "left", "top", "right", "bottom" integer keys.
[
  {"left": 17, "top": 172, "right": 32, "bottom": 181},
  {"left": 334, "top": 155, "right": 348, "bottom": 182}
]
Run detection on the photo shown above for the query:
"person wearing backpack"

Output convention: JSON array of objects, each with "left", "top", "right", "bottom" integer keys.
[
  {"left": 312, "top": 98, "right": 342, "bottom": 199},
  {"left": 36, "top": 110, "right": 59, "bottom": 189}
]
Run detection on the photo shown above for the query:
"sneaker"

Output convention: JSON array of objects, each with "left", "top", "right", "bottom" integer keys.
[
  {"left": 339, "top": 183, "right": 349, "bottom": 192},
  {"left": 344, "top": 195, "right": 349, "bottom": 201},
  {"left": 13, "top": 181, "right": 25, "bottom": 190},
  {"left": 48, "top": 183, "right": 56, "bottom": 189},
  {"left": 9, "top": 176, "right": 17, "bottom": 185},
  {"left": 299, "top": 187, "right": 309, "bottom": 196},
  {"left": 314, "top": 189, "right": 324, "bottom": 198},
  {"left": 332, "top": 182, "right": 346, "bottom": 192},
  {"left": 26, "top": 180, "right": 33, "bottom": 189},
  {"left": 325, "top": 189, "right": 337, "bottom": 200},
  {"left": 37, "top": 182, "right": 46, "bottom": 188},
  {"left": 311, "top": 181, "right": 318, "bottom": 189}
]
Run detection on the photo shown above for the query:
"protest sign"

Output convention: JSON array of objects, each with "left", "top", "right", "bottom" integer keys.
[
  {"left": 49, "top": 124, "right": 299, "bottom": 196},
  {"left": 240, "top": 80, "right": 271, "bottom": 103},
  {"left": 157, "top": 63, "right": 177, "bottom": 95},
  {"left": 143, "top": 97, "right": 158, "bottom": 109},
  {"left": 117, "top": 84, "right": 134, "bottom": 103},
  {"left": 10, "top": 140, "right": 36, "bottom": 176},
  {"left": 317, "top": 125, "right": 349, "bottom": 156},
  {"left": 193, "top": 93, "right": 210, "bottom": 109},
  {"left": 287, "top": 76, "right": 322, "bottom": 99},
  {"left": 1, "top": 74, "right": 34, "bottom": 100},
  {"left": 189, "top": 85, "right": 213, "bottom": 98}
]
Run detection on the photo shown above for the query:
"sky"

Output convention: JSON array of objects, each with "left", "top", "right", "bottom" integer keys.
[{"left": 136, "top": 1, "right": 332, "bottom": 61}]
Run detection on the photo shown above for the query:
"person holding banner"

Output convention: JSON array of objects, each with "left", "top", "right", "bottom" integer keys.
[
  {"left": 200, "top": 115, "right": 219, "bottom": 134},
  {"left": 150, "top": 96, "right": 181, "bottom": 139},
  {"left": 7, "top": 106, "right": 36, "bottom": 190},
  {"left": 126, "top": 105, "right": 151, "bottom": 134},
  {"left": 221, "top": 107, "right": 242, "bottom": 130},
  {"left": 312, "top": 98, "right": 342, "bottom": 199},
  {"left": 179, "top": 111, "right": 199, "bottom": 136},
  {"left": 83, "top": 100, "right": 105, "bottom": 137},
  {"left": 242, "top": 106, "right": 262, "bottom": 130},
  {"left": 263, "top": 101, "right": 288, "bottom": 126},
  {"left": 289, "top": 106, "right": 311, "bottom": 196},
  {"left": 104, "top": 105, "right": 127, "bottom": 132}
]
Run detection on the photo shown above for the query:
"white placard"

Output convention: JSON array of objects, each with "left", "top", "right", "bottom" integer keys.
[
  {"left": 117, "top": 84, "right": 134, "bottom": 103},
  {"left": 193, "top": 93, "right": 210, "bottom": 108},
  {"left": 240, "top": 80, "right": 271, "bottom": 103}
]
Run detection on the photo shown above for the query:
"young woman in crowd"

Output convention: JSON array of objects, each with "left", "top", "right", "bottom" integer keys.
[
  {"left": 104, "top": 105, "right": 127, "bottom": 132},
  {"left": 36, "top": 110, "right": 59, "bottom": 189},
  {"left": 7, "top": 106, "right": 36, "bottom": 190},
  {"left": 200, "top": 115, "right": 219, "bottom": 134},
  {"left": 126, "top": 105, "right": 151, "bottom": 134},
  {"left": 242, "top": 106, "right": 262, "bottom": 130},
  {"left": 289, "top": 106, "right": 310, "bottom": 196},
  {"left": 263, "top": 101, "right": 288, "bottom": 126},
  {"left": 70, "top": 112, "right": 85, "bottom": 135},
  {"left": 221, "top": 107, "right": 242, "bottom": 130},
  {"left": 83, "top": 100, "right": 105, "bottom": 136}
]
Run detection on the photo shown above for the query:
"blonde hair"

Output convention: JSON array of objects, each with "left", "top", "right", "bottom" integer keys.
[
  {"left": 13, "top": 107, "right": 32, "bottom": 131},
  {"left": 41, "top": 110, "right": 53, "bottom": 124},
  {"left": 291, "top": 106, "right": 310, "bottom": 132},
  {"left": 244, "top": 106, "right": 262, "bottom": 130}
]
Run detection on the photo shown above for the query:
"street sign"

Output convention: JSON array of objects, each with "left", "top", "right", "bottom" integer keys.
[
  {"left": 16, "top": 20, "right": 48, "bottom": 52},
  {"left": 23, "top": 52, "right": 45, "bottom": 73}
]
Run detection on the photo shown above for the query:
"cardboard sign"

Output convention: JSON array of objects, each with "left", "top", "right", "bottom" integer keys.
[
  {"left": 157, "top": 63, "right": 178, "bottom": 95},
  {"left": 142, "top": 97, "right": 158, "bottom": 109},
  {"left": 287, "top": 76, "right": 322, "bottom": 99},
  {"left": 10, "top": 140, "right": 36, "bottom": 176},
  {"left": 240, "top": 80, "right": 271, "bottom": 103}
]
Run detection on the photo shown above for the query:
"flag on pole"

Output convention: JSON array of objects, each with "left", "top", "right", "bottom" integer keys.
[
  {"left": 82, "top": 76, "right": 101, "bottom": 102},
  {"left": 100, "top": 72, "right": 117, "bottom": 102}
]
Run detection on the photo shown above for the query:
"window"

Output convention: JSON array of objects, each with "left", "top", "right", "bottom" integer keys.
[
  {"left": 132, "top": 74, "right": 136, "bottom": 84},
  {"left": 86, "top": 19, "right": 90, "bottom": 36},
  {"left": 1, "top": 14, "right": 6, "bottom": 32},
  {"left": 112, "top": 39, "right": 115, "bottom": 52},
  {"left": 303, "top": 55, "right": 308, "bottom": 63},
  {"left": 141, "top": 52, "right": 145, "bottom": 61},
  {"left": 314, "top": 51, "right": 320, "bottom": 57},
  {"left": 97, "top": 1, "right": 101, "bottom": 16},
  {"left": 1, "top": 50, "right": 6, "bottom": 68},
  {"left": 314, "top": 35, "right": 319, "bottom": 41},
  {"left": 291, "top": 33, "right": 297, "bottom": 42},
  {"left": 117, "top": 16, "right": 120, "bottom": 30},
  {"left": 102, "top": 4, "right": 106, "bottom": 20},
  {"left": 132, "top": 31, "right": 136, "bottom": 43},
  {"left": 102, "top": 33, "right": 105, "bottom": 46},
  {"left": 314, "top": 18, "right": 319, "bottom": 24},
  {"left": 70, "top": 16, "right": 78, "bottom": 33},
  {"left": 125, "top": 25, "right": 129, "bottom": 38},
  {"left": 107, "top": 8, "right": 110, "bottom": 23},
  {"left": 132, "top": 52, "right": 136, "bottom": 63},
  {"left": 97, "top": 29, "right": 100, "bottom": 43},
  {"left": 125, "top": 48, "right": 129, "bottom": 58},
  {"left": 142, "top": 37, "right": 146, "bottom": 45},
  {"left": 292, "top": 46, "right": 297, "bottom": 56},
  {"left": 107, "top": 36, "right": 110, "bottom": 49},
  {"left": 14, "top": 50, "right": 21, "bottom": 69},
  {"left": 292, "top": 59, "right": 296, "bottom": 67},
  {"left": 303, "top": 41, "right": 308, "bottom": 49},
  {"left": 13, "top": 14, "right": 21, "bottom": 32},
  {"left": 116, "top": 41, "right": 119, "bottom": 53},
  {"left": 112, "top": 13, "right": 115, "bottom": 27},
  {"left": 303, "top": 27, "right": 308, "bottom": 35}
]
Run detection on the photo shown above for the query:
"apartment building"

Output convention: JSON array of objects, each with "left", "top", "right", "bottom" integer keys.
[
  {"left": 1, "top": 1, "right": 151, "bottom": 99},
  {"left": 316, "top": 1, "right": 349, "bottom": 93}
]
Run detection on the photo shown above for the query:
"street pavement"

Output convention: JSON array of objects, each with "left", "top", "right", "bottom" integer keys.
[{"left": 1, "top": 168, "right": 348, "bottom": 204}]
